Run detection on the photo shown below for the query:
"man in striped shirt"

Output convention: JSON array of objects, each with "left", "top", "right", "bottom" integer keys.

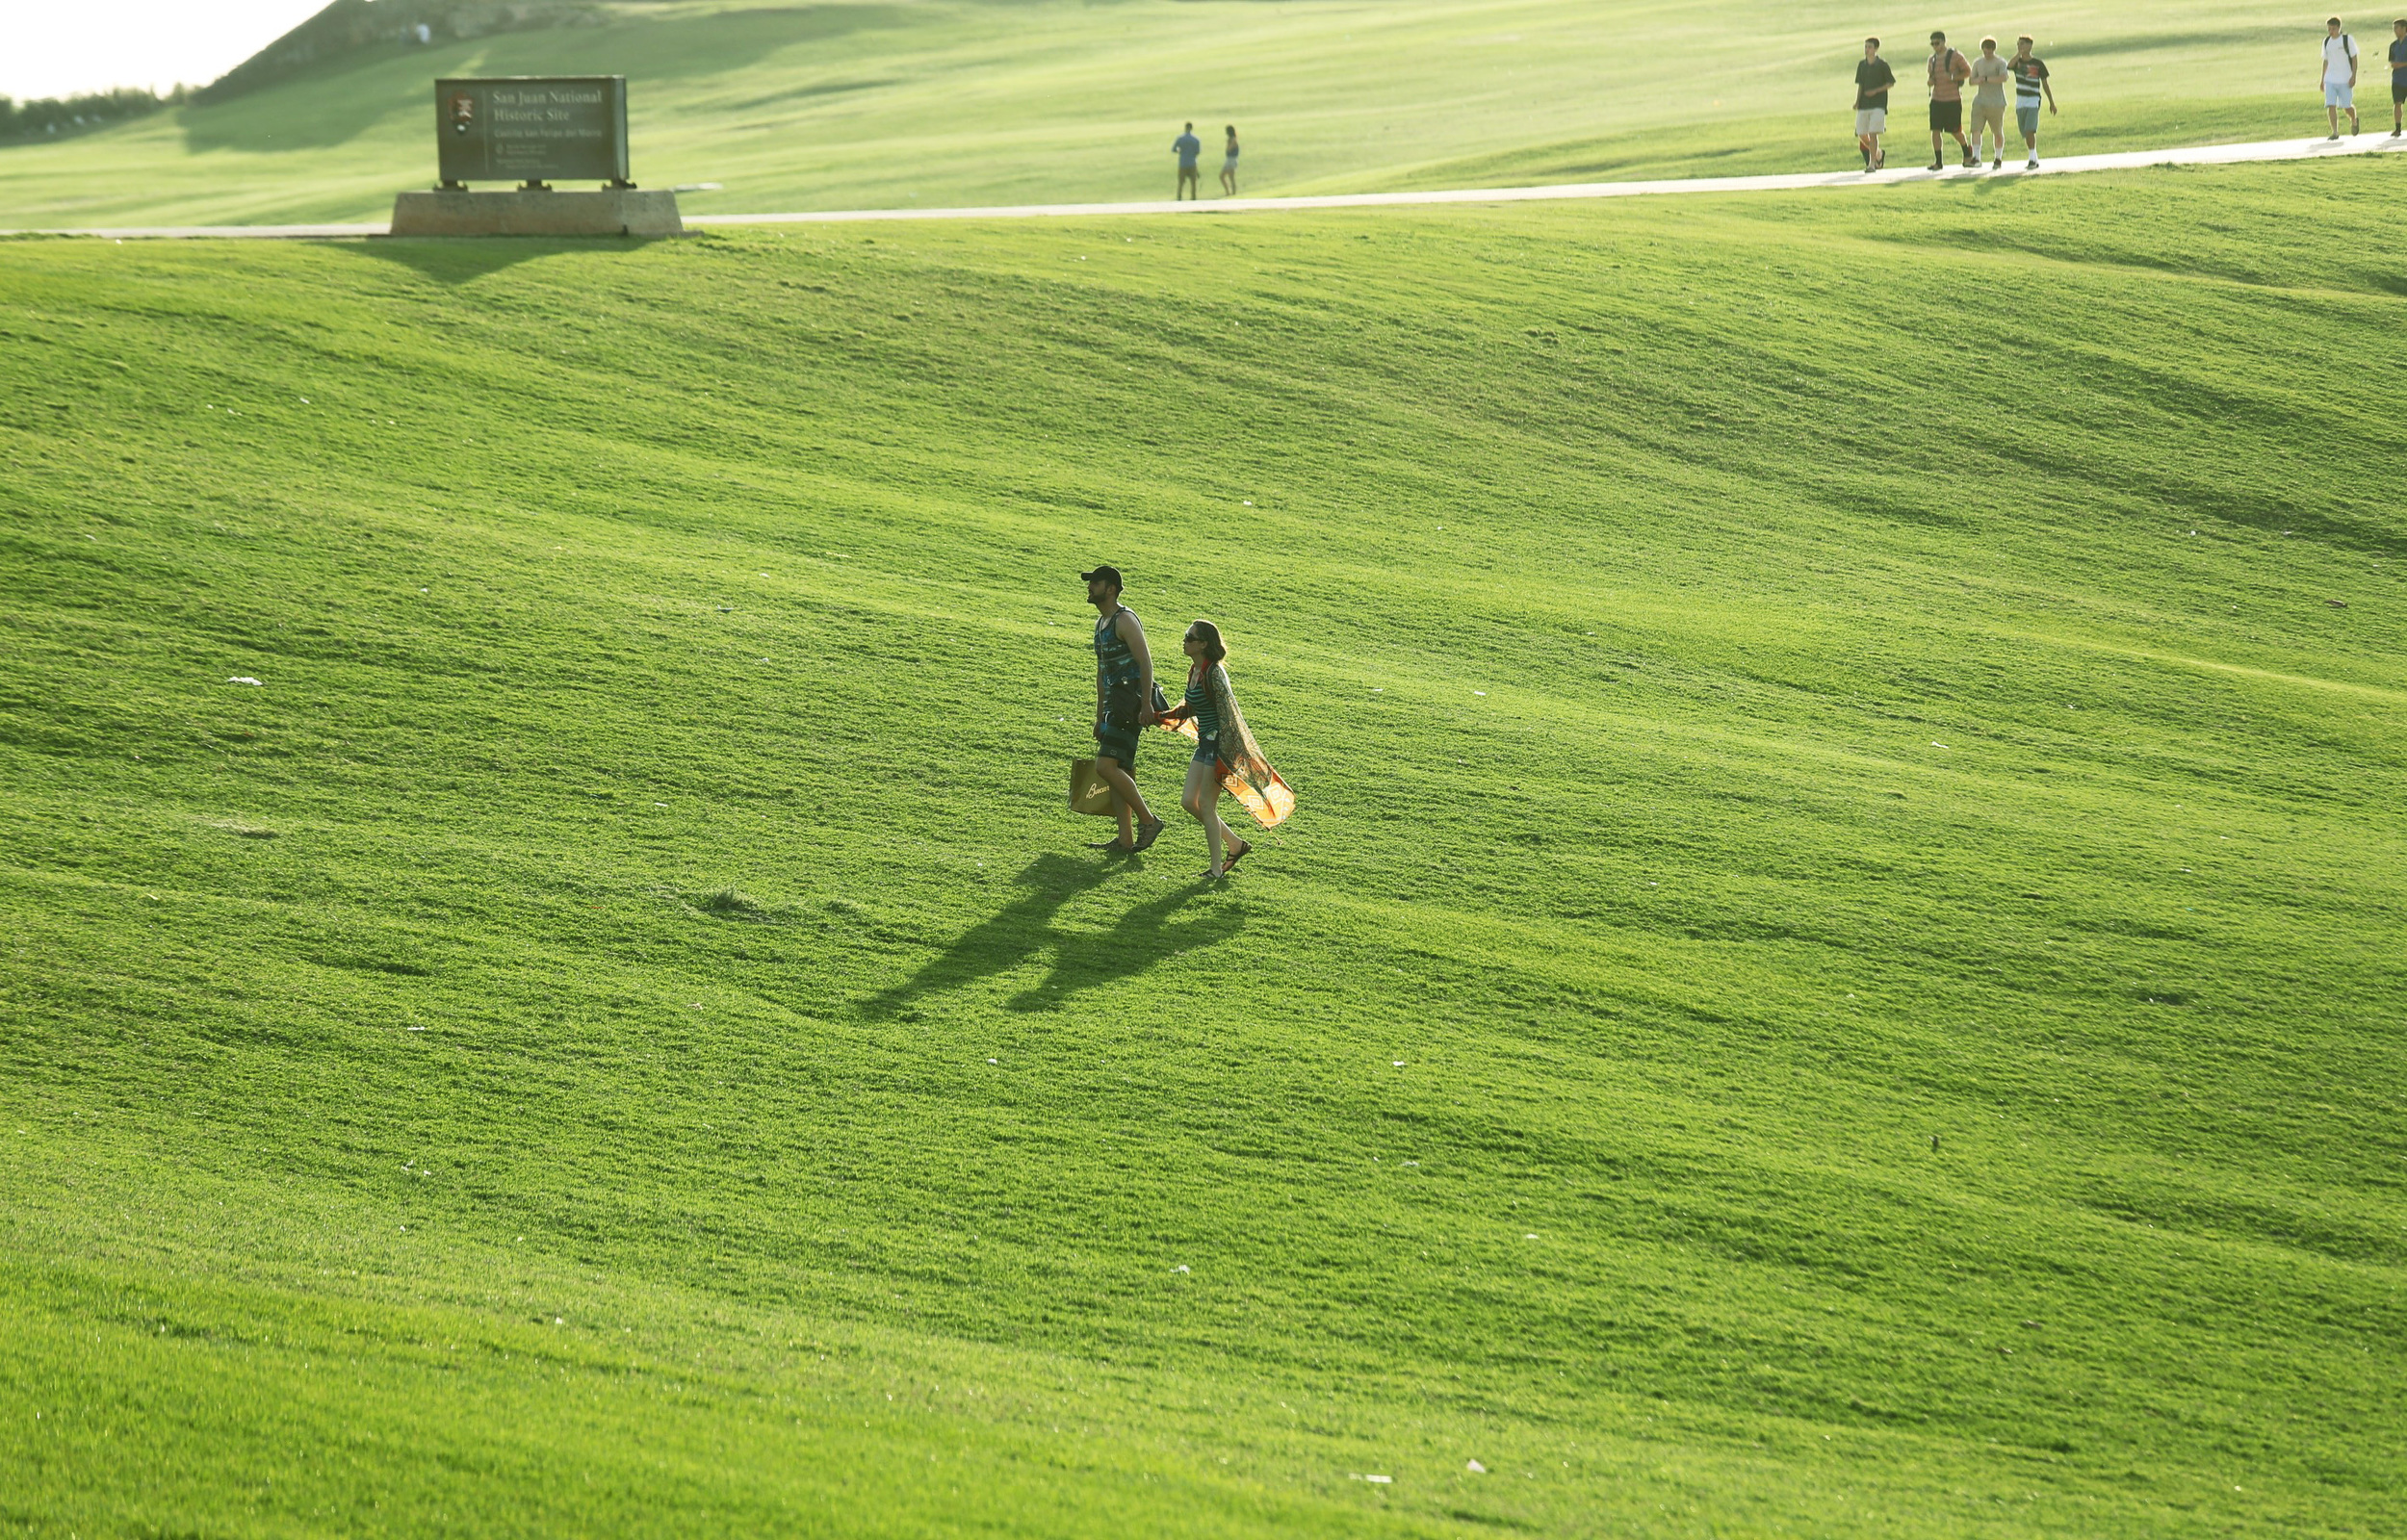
[
  {"left": 1085, "top": 565, "right": 1165, "bottom": 853},
  {"left": 2010, "top": 37, "right": 2057, "bottom": 169}
]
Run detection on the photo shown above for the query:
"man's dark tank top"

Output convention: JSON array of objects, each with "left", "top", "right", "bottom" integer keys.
[{"left": 1094, "top": 606, "right": 1141, "bottom": 688}]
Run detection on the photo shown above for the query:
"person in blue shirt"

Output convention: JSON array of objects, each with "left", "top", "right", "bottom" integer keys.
[
  {"left": 2390, "top": 18, "right": 2406, "bottom": 137},
  {"left": 1172, "top": 122, "right": 1203, "bottom": 199}
]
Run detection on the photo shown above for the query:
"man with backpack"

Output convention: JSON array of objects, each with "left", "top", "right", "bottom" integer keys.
[
  {"left": 1927, "top": 31, "right": 1976, "bottom": 169},
  {"left": 2324, "top": 17, "right": 2362, "bottom": 138}
]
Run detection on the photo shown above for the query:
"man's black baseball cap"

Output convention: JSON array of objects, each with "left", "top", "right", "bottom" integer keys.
[{"left": 1080, "top": 565, "right": 1124, "bottom": 588}]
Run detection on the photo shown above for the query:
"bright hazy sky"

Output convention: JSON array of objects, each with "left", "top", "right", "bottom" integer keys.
[{"left": 4, "top": 0, "right": 330, "bottom": 101}]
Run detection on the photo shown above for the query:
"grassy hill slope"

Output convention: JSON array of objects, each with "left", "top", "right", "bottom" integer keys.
[
  {"left": 5, "top": 161, "right": 2406, "bottom": 1535},
  {"left": 0, "top": 0, "right": 2371, "bottom": 228}
]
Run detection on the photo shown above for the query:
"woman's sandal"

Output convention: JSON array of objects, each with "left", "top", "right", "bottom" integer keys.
[{"left": 1222, "top": 838, "right": 1252, "bottom": 874}]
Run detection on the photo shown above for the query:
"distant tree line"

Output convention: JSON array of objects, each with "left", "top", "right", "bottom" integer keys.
[
  {"left": 0, "top": 86, "right": 188, "bottom": 144},
  {"left": 0, "top": 0, "right": 617, "bottom": 140}
]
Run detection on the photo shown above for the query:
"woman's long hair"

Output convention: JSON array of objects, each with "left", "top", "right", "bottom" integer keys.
[{"left": 1186, "top": 619, "right": 1228, "bottom": 662}]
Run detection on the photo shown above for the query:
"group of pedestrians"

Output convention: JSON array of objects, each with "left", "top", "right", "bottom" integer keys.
[
  {"left": 1853, "top": 19, "right": 2407, "bottom": 173},
  {"left": 1172, "top": 121, "right": 1241, "bottom": 198},
  {"left": 1853, "top": 32, "right": 2055, "bottom": 171},
  {"left": 1081, "top": 566, "right": 1292, "bottom": 881}
]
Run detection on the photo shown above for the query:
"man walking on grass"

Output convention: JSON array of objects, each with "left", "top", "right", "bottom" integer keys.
[
  {"left": 1927, "top": 31, "right": 1975, "bottom": 168},
  {"left": 2010, "top": 36, "right": 2057, "bottom": 167},
  {"left": 1173, "top": 122, "right": 1204, "bottom": 199},
  {"left": 2324, "top": 17, "right": 2361, "bottom": 138},
  {"left": 1084, "top": 565, "right": 1165, "bottom": 855},
  {"left": 1968, "top": 37, "right": 2012, "bottom": 167},
  {"left": 1855, "top": 37, "right": 1896, "bottom": 170},
  {"left": 2389, "top": 18, "right": 2406, "bottom": 136}
]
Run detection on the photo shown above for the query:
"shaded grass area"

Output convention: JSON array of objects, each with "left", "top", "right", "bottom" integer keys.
[
  {"left": 3, "top": 160, "right": 2405, "bottom": 1534},
  {"left": 0, "top": 0, "right": 2379, "bottom": 226}
]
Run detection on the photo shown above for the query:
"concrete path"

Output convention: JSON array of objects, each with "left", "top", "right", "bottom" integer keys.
[
  {"left": 11, "top": 133, "right": 2403, "bottom": 239},
  {"left": 693, "top": 132, "right": 2407, "bottom": 226}
]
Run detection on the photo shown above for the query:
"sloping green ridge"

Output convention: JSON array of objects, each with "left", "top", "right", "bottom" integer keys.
[
  {"left": 0, "top": 0, "right": 2374, "bottom": 227},
  {"left": 3, "top": 162, "right": 2404, "bottom": 1535}
]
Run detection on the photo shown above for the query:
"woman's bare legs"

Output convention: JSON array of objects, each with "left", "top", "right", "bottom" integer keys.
[{"left": 1181, "top": 757, "right": 1247, "bottom": 876}]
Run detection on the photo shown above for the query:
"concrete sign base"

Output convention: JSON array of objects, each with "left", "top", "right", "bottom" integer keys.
[{"left": 389, "top": 188, "right": 683, "bottom": 237}]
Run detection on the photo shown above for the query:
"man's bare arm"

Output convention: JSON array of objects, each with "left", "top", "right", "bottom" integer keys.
[{"left": 1121, "top": 612, "right": 1154, "bottom": 712}]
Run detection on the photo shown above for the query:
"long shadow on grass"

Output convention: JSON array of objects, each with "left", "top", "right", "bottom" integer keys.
[
  {"left": 335, "top": 238, "right": 653, "bottom": 286},
  {"left": 860, "top": 853, "right": 1243, "bottom": 1018}
]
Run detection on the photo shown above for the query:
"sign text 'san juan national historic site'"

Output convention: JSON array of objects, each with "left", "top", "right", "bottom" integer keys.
[{"left": 435, "top": 76, "right": 630, "bottom": 186}]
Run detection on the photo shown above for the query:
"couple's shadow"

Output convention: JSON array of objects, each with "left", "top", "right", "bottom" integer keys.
[{"left": 861, "top": 852, "right": 1244, "bottom": 1017}]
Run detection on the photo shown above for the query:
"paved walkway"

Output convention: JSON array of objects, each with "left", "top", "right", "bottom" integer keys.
[{"left": 13, "top": 133, "right": 2403, "bottom": 239}]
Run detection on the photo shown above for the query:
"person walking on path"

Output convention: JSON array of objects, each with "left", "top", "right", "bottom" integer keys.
[
  {"left": 2324, "top": 18, "right": 2362, "bottom": 137},
  {"left": 1855, "top": 38, "right": 1896, "bottom": 170},
  {"left": 1084, "top": 565, "right": 1165, "bottom": 854},
  {"left": 2388, "top": 18, "right": 2406, "bottom": 136},
  {"left": 1220, "top": 125, "right": 1241, "bottom": 195},
  {"left": 1968, "top": 38, "right": 2012, "bottom": 167},
  {"left": 1927, "top": 31, "right": 1976, "bottom": 168},
  {"left": 1173, "top": 122, "right": 1204, "bottom": 198},
  {"left": 2010, "top": 36, "right": 2057, "bottom": 167},
  {"left": 1144, "top": 619, "right": 1293, "bottom": 879}
]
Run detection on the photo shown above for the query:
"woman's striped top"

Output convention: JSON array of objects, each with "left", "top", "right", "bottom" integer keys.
[{"left": 1184, "top": 672, "right": 1220, "bottom": 740}]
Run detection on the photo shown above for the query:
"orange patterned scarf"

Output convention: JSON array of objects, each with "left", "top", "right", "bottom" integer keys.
[{"left": 1154, "top": 661, "right": 1295, "bottom": 828}]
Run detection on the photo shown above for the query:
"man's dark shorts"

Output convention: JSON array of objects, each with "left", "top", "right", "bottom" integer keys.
[
  {"left": 1929, "top": 99, "right": 1963, "bottom": 131},
  {"left": 1097, "top": 716, "right": 1141, "bottom": 766},
  {"left": 2394, "top": 80, "right": 2407, "bottom": 105}
]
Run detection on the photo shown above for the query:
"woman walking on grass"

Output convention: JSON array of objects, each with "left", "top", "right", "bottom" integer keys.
[
  {"left": 1220, "top": 125, "right": 1240, "bottom": 196},
  {"left": 1145, "top": 619, "right": 1294, "bottom": 878}
]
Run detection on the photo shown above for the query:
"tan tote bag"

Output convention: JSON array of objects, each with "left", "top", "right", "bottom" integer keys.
[{"left": 1069, "top": 757, "right": 1116, "bottom": 816}]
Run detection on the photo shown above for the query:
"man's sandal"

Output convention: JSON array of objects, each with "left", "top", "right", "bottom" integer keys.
[{"left": 1132, "top": 817, "right": 1166, "bottom": 852}]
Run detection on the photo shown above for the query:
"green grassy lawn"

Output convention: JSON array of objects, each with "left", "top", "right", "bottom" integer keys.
[
  {"left": 0, "top": 0, "right": 2378, "bottom": 227},
  {"left": 5, "top": 158, "right": 2405, "bottom": 1534}
]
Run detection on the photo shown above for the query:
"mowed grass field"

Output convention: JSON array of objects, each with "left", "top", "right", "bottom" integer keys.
[
  {"left": 6, "top": 159, "right": 2407, "bottom": 1535},
  {"left": 0, "top": 0, "right": 2377, "bottom": 227}
]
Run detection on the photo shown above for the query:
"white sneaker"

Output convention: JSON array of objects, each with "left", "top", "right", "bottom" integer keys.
[{"left": 2026, "top": 156, "right": 2039, "bottom": 168}]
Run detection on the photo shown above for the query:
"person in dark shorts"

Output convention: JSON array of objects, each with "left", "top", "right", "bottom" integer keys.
[
  {"left": 1855, "top": 38, "right": 1896, "bottom": 171},
  {"left": 1150, "top": 620, "right": 1255, "bottom": 880},
  {"left": 1084, "top": 565, "right": 1165, "bottom": 853},
  {"left": 2010, "top": 36, "right": 2057, "bottom": 167},
  {"left": 1173, "top": 122, "right": 1204, "bottom": 199},
  {"left": 1220, "top": 124, "right": 1241, "bottom": 194},
  {"left": 2390, "top": 18, "right": 2406, "bottom": 136},
  {"left": 1927, "top": 30, "right": 1975, "bottom": 169}
]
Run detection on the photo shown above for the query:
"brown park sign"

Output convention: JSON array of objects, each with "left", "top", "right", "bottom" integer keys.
[{"left": 435, "top": 76, "right": 631, "bottom": 188}]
